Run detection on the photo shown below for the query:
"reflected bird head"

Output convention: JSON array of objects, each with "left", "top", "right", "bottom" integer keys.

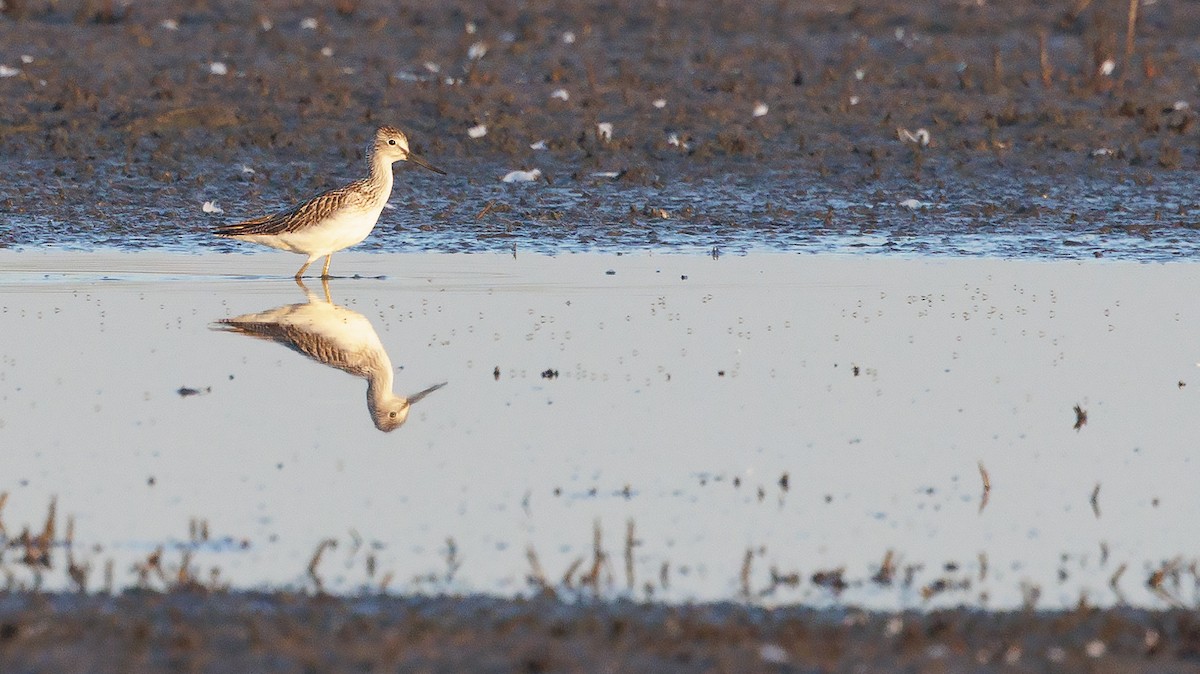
[{"left": 369, "top": 381, "right": 447, "bottom": 432}]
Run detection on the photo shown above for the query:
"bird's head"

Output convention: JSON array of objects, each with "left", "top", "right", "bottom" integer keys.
[{"left": 374, "top": 126, "right": 445, "bottom": 175}]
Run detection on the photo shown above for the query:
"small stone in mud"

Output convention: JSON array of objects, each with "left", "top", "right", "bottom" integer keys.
[
  {"left": 493, "top": 366, "right": 500, "bottom": 380},
  {"left": 147, "top": 476, "right": 156, "bottom": 486},
  {"left": 540, "top": 368, "right": 559, "bottom": 379},
  {"left": 605, "top": 270, "right": 616, "bottom": 276},
  {"left": 681, "top": 275, "right": 688, "bottom": 280},
  {"left": 717, "top": 370, "right": 725, "bottom": 377},
  {"left": 177, "top": 386, "right": 211, "bottom": 397}
]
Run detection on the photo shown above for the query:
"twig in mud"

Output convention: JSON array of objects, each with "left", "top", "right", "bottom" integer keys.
[
  {"left": 307, "top": 538, "right": 337, "bottom": 592},
  {"left": 1039, "top": 29, "right": 1052, "bottom": 87},
  {"left": 346, "top": 529, "right": 363, "bottom": 563},
  {"left": 659, "top": 561, "right": 670, "bottom": 591},
  {"left": 872, "top": 549, "right": 895, "bottom": 586},
  {"left": 526, "top": 545, "right": 548, "bottom": 589},
  {"left": 444, "top": 537, "right": 461, "bottom": 583},
  {"left": 132, "top": 546, "right": 166, "bottom": 589},
  {"left": 740, "top": 548, "right": 753, "bottom": 597},
  {"left": 475, "top": 199, "right": 496, "bottom": 220},
  {"left": 979, "top": 552, "right": 989, "bottom": 582},
  {"left": 1110, "top": 563, "right": 1128, "bottom": 603},
  {"left": 560, "top": 557, "right": 584, "bottom": 589},
  {"left": 1122, "top": 0, "right": 1138, "bottom": 89},
  {"left": 977, "top": 461, "right": 991, "bottom": 513},
  {"left": 1148, "top": 558, "right": 1185, "bottom": 606},
  {"left": 65, "top": 515, "right": 89, "bottom": 592},
  {"left": 1091, "top": 483, "right": 1102, "bottom": 518},
  {"left": 579, "top": 519, "right": 608, "bottom": 593},
  {"left": 21, "top": 497, "right": 57, "bottom": 568},
  {"left": 1020, "top": 581, "right": 1041, "bottom": 610},
  {"left": 624, "top": 519, "right": 638, "bottom": 591}
]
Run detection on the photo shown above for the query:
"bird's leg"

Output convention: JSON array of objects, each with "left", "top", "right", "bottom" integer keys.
[
  {"left": 321, "top": 254, "right": 333, "bottom": 279},
  {"left": 319, "top": 277, "right": 333, "bottom": 304},
  {"left": 295, "top": 259, "right": 313, "bottom": 280}
]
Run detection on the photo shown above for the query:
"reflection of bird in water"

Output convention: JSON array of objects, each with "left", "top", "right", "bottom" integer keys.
[{"left": 214, "top": 279, "right": 445, "bottom": 431}]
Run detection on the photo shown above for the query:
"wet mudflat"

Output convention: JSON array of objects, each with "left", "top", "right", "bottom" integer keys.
[
  {"left": 4, "top": 592, "right": 1200, "bottom": 673},
  {"left": 2, "top": 251, "right": 1200, "bottom": 670},
  {"left": 2, "top": 0, "right": 1200, "bottom": 258}
]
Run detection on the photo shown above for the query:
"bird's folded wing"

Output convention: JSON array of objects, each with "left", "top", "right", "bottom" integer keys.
[{"left": 214, "top": 188, "right": 350, "bottom": 236}]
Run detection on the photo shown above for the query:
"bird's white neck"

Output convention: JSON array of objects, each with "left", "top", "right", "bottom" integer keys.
[
  {"left": 365, "top": 352, "right": 397, "bottom": 414},
  {"left": 366, "top": 150, "right": 395, "bottom": 201}
]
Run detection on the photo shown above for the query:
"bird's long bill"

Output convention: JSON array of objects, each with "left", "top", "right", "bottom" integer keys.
[
  {"left": 407, "top": 152, "right": 446, "bottom": 175},
  {"left": 407, "top": 381, "right": 448, "bottom": 405}
]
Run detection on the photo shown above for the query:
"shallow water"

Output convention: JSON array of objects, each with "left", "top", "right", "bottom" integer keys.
[{"left": 1, "top": 250, "right": 1199, "bottom": 609}]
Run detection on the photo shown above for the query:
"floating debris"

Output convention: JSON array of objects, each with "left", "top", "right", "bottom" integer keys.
[
  {"left": 468, "top": 42, "right": 488, "bottom": 60},
  {"left": 652, "top": 98, "right": 667, "bottom": 109},
  {"left": 898, "top": 198, "right": 930, "bottom": 209},
  {"left": 159, "top": 19, "right": 179, "bottom": 30},
  {"left": 978, "top": 461, "right": 991, "bottom": 513},
  {"left": 550, "top": 88, "right": 570, "bottom": 101},
  {"left": 596, "top": 122, "right": 613, "bottom": 142},
  {"left": 1073, "top": 404, "right": 1087, "bottom": 431},
  {"left": 300, "top": 17, "right": 318, "bottom": 30},
  {"left": 759, "top": 644, "right": 789, "bottom": 665},
  {"left": 501, "top": 168, "right": 541, "bottom": 183},
  {"left": 0, "top": 65, "right": 20, "bottom": 78},
  {"left": 208, "top": 62, "right": 228, "bottom": 76},
  {"left": 467, "top": 124, "right": 488, "bottom": 139},
  {"left": 897, "top": 127, "right": 931, "bottom": 146},
  {"left": 562, "top": 31, "right": 576, "bottom": 44},
  {"left": 202, "top": 201, "right": 223, "bottom": 214},
  {"left": 529, "top": 139, "right": 548, "bottom": 150},
  {"left": 752, "top": 102, "right": 769, "bottom": 117}
]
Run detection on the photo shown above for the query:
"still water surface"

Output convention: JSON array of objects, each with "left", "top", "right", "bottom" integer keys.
[{"left": 1, "top": 251, "right": 1198, "bottom": 609}]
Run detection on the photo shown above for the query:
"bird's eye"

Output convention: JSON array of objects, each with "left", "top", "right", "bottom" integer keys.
[
  {"left": 389, "top": 411, "right": 397, "bottom": 418},
  {"left": 388, "top": 139, "right": 397, "bottom": 145}
]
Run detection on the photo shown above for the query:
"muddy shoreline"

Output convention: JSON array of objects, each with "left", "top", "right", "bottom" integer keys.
[
  {"left": 2, "top": 0, "right": 1199, "bottom": 256},
  {"left": 2, "top": 591, "right": 1200, "bottom": 673}
]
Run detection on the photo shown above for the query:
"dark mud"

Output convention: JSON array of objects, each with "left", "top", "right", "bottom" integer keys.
[
  {"left": 3, "top": 592, "right": 1200, "bottom": 673},
  {"left": 1, "top": 0, "right": 1199, "bottom": 257}
]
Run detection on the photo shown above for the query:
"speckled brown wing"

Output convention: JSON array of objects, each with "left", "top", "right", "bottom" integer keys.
[
  {"left": 215, "top": 182, "right": 361, "bottom": 237},
  {"left": 214, "top": 317, "right": 375, "bottom": 378}
]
